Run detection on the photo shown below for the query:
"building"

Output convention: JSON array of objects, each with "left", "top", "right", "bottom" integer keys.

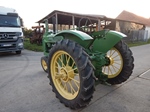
[
  {"left": 115, "top": 10, "right": 150, "bottom": 42},
  {"left": 37, "top": 10, "right": 150, "bottom": 42}
]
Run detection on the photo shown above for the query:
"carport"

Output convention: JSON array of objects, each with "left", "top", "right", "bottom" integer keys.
[{"left": 37, "top": 10, "right": 113, "bottom": 32}]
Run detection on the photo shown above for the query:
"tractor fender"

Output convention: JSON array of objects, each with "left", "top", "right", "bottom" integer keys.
[
  {"left": 54, "top": 30, "right": 93, "bottom": 48},
  {"left": 92, "top": 30, "right": 127, "bottom": 53}
]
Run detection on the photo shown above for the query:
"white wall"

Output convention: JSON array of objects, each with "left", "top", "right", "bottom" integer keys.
[{"left": 145, "top": 26, "right": 150, "bottom": 40}]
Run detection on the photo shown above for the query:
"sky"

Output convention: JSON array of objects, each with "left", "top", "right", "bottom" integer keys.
[{"left": 1, "top": 0, "right": 150, "bottom": 29}]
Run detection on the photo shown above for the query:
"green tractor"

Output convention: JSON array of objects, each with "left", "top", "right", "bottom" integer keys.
[{"left": 41, "top": 19, "right": 134, "bottom": 109}]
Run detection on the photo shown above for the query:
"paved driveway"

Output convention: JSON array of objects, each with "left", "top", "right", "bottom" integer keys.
[{"left": 0, "top": 44, "right": 150, "bottom": 112}]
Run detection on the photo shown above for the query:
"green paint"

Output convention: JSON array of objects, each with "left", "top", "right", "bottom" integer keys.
[
  {"left": 54, "top": 30, "right": 93, "bottom": 48},
  {"left": 90, "top": 51, "right": 109, "bottom": 82},
  {"left": 91, "top": 30, "right": 125, "bottom": 53}
]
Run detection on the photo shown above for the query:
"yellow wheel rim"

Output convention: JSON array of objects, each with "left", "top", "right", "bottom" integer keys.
[
  {"left": 102, "top": 48, "right": 123, "bottom": 78},
  {"left": 42, "top": 59, "right": 47, "bottom": 71},
  {"left": 51, "top": 50, "right": 80, "bottom": 100}
]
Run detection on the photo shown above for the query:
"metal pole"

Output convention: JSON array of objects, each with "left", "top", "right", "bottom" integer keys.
[
  {"left": 98, "top": 19, "right": 101, "bottom": 31},
  {"left": 55, "top": 13, "right": 58, "bottom": 32},
  {"left": 72, "top": 16, "right": 75, "bottom": 29}
]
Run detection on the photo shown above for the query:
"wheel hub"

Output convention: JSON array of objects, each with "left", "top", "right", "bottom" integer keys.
[
  {"left": 109, "top": 57, "right": 114, "bottom": 65},
  {"left": 60, "top": 68, "right": 68, "bottom": 81},
  {"left": 60, "top": 66, "right": 75, "bottom": 82},
  {"left": 105, "top": 56, "right": 114, "bottom": 66}
]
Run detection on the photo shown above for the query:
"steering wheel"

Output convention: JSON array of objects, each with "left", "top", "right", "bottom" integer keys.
[{"left": 78, "top": 18, "right": 93, "bottom": 32}]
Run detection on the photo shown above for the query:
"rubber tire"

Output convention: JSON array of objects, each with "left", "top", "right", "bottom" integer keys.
[
  {"left": 41, "top": 56, "right": 48, "bottom": 73},
  {"left": 48, "top": 39, "right": 95, "bottom": 109},
  {"left": 106, "top": 40, "right": 134, "bottom": 85},
  {"left": 16, "top": 50, "right": 21, "bottom": 54}
]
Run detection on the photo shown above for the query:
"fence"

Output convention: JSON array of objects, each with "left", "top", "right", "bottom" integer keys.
[{"left": 122, "top": 30, "right": 149, "bottom": 43}]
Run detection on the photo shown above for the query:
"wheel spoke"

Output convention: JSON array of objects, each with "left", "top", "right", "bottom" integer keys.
[
  {"left": 73, "top": 79, "right": 79, "bottom": 89},
  {"left": 111, "top": 65, "right": 117, "bottom": 72},
  {"left": 55, "top": 80, "right": 62, "bottom": 90},
  {"left": 63, "top": 82, "right": 68, "bottom": 92},
  {"left": 61, "top": 54, "right": 66, "bottom": 67},
  {"left": 108, "top": 66, "right": 113, "bottom": 75},
  {"left": 109, "top": 49, "right": 112, "bottom": 56},
  {"left": 58, "top": 80, "right": 62, "bottom": 85},
  {"left": 66, "top": 56, "right": 71, "bottom": 65},
  {"left": 71, "top": 61, "right": 75, "bottom": 68},
  {"left": 110, "top": 50, "right": 116, "bottom": 57},
  {"left": 65, "top": 54, "right": 68, "bottom": 64},
  {"left": 58, "top": 57, "right": 65, "bottom": 67},
  {"left": 67, "top": 67, "right": 78, "bottom": 73},
  {"left": 112, "top": 65, "right": 119, "bottom": 70},
  {"left": 55, "top": 66, "right": 60, "bottom": 69},
  {"left": 55, "top": 73, "right": 63, "bottom": 79},
  {"left": 56, "top": 61, "right": 60, "bottom": 66},
  {"left": 68, "top": 81, "right": 76, "bottom": 94},
  {"left": 112, "top": 55, "right": 119, "bottom": 59},
  {"left": 68, "top": 77, "right": 80, "bottom": 84},
  {"left": 114, "top": 61, "right": 121, "bottom": 65}
]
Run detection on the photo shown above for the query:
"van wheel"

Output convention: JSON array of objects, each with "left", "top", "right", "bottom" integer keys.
[{"left": 16, "top": 50, "right": 21, "bottom": 54}]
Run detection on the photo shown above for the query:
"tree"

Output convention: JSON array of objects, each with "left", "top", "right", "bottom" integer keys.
[{"left": 23, "top": 28, "right": 33, "bottom": 38}]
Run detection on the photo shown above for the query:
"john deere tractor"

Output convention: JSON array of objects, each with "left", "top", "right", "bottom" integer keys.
[{"left": 41, "top": 19, "right": 134, "bottom": 109}]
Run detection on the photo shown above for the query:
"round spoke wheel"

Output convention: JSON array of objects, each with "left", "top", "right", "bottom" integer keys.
[
  {"left": 102, "top": 47, "right": 123, "bottom": 78},
  {"left": 51, "top": 51, "right": 80, "bottom": 100},
  {"left": 103, "top": 40, "right": 134, "bottom": 85},
  {"left": 41, "top": 56, "right": 48, "bottom": 73},
  {"left": 48, "top": 39, "right": 95, "bottom": 109}
]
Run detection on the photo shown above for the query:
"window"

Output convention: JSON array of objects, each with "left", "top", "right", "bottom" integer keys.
[{"left": 0, "top": 15, "right": 21, "bottom": 27}]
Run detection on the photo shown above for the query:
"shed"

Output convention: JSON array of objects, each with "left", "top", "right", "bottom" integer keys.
[
  {"left": 37, "top": 10, "right": 113, "bottom": 32},
  {"left": 37, "top": 10, "right": 150, "bottom": 42}
]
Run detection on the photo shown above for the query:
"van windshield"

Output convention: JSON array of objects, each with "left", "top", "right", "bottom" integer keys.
[{"left": 0, "top": 15, "right": 21, "bottom": 27}]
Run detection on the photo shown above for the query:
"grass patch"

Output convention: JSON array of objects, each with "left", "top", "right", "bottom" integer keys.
[
  {"left": 24, "top": 38, "right": 43, "bottom": 52},
  {"left": 127, "top": 39, "right": 150, "bottom": 47},
  {"left": 23, "top": 37, "right": 150, "bottom": 52}
]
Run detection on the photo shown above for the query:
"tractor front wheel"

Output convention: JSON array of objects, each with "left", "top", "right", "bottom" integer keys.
[
  {"left": 48, "top": 39, "right": 95, "bottom": 109},
  {"left": 103, "top": 40, "right": 134, "bottom": 85},
  {"left": 41, "top": 56, "right": 48, "bottom": 73}
]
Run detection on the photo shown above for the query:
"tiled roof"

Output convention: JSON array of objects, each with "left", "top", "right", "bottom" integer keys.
[{"left": 116, "top": 10, "right": 150, "bottom": 26}]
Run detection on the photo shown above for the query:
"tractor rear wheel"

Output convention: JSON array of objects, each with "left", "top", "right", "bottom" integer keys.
[
  {"left": 48, "top": 39, "right": 95, "bottom": 109},
  {"left": 102, "top": 40, "right": 134, "bottom": 85},
  {"left": 41, "top": 56, "right": 48, "bottom": 73}
]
